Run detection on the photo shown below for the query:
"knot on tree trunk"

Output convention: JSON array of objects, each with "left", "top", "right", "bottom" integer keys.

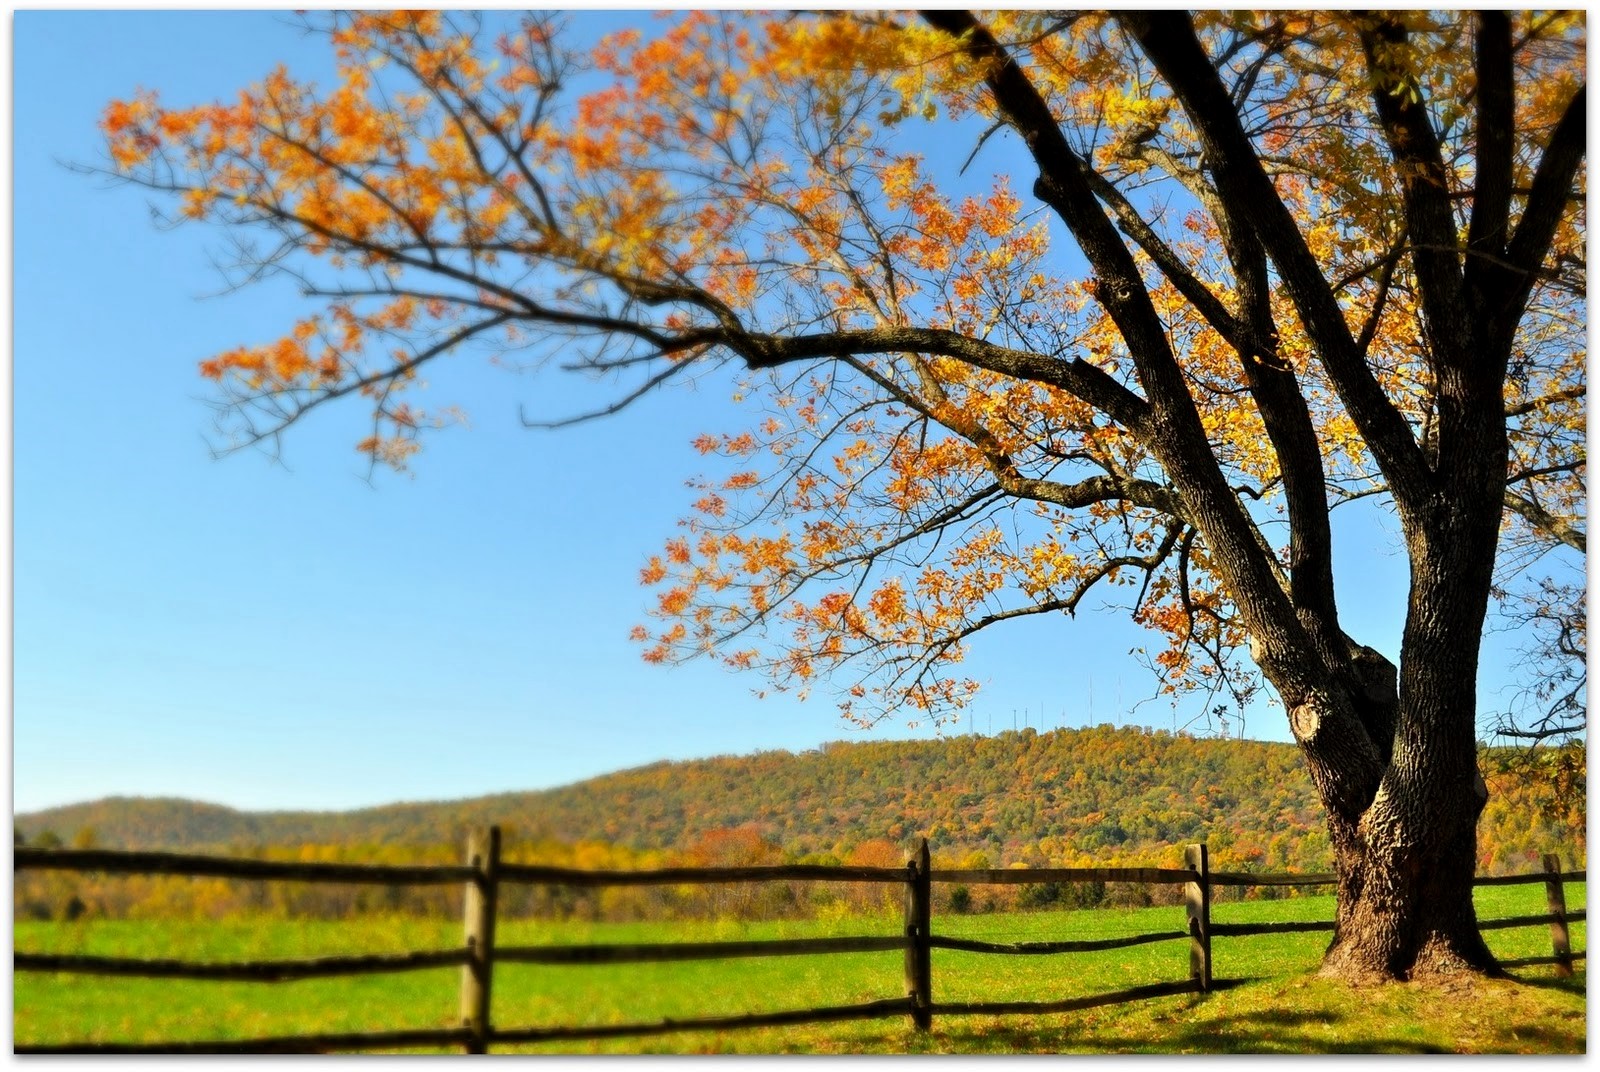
[{"left": 1289, "top": 694, "right": 1325, "bottom": 742}]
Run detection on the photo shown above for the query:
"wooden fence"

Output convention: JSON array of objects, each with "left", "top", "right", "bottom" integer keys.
[{"left": 13, "top": 833, "right": 1586, "bottom": 1054}]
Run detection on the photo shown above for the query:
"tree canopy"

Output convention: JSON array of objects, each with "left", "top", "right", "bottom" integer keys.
[
  {"left": 100, "top": 11, "right": 1584, "bottom": 725},
  {"left": 100, "top": 10, "right": 1585, "bottom": 981}
]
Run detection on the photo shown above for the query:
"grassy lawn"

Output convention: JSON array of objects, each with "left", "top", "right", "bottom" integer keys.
[{"left": 13, "top": 882, "right": 1585, "bottom": 1053}]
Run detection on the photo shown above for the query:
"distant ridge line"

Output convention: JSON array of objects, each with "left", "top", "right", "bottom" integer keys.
[{"left": 13, "top": 727, "right": 1578, "bottom": 882}]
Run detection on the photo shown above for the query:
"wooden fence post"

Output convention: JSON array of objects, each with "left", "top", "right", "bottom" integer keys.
[
  {"left": 1184, "top": 843, "right": 1211, "bottom": 992},
  {"left": 904, "top": 838, "right": 932, "bottom": 1031},
  {"left": 460, "top": 826, "right": 501, "bottom": 1054},
  {"left": 1543, "top": 852, "right": 1573, "bottom": 978}
]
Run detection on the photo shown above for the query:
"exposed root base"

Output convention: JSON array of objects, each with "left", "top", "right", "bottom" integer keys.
[
  {"left": 1407, "top": 952, "right": 1508, "bottom": 984},
  {"left": 1410, "top": 931, "right": 1506, "bottom": 982},
  {"left": 1316, "top": 958, "right": 1398, "bottom": 987},
  {"left": 1318, "top": 936, "right": 1502, "bottom": 986}
]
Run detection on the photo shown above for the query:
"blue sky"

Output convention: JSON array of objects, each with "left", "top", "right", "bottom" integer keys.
[{"left": 12, "top": 10, "right": 1526, "bottom": 815}]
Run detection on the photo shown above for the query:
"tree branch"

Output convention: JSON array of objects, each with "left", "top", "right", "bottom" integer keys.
[
  {"left": 1076, "top": 163, "right": 1245, "bottom": 349},
  {"left": 1504, "top": 490, "right": 1587, "bottom": 553},
  {"left": 213, "top": 311, "right": 515, "bottom": 455},
  {"left": 748, "top": 327, "right": 1153, "bottom": 435},
  {"left": 1465, "top": 12, "right": 1515, "bottom": 284},
  {"left": 1358, "top": 15, "right": 1470, "bottom": 358},
  {"left": 1102, "top": 135, "right": 1339, "bottom": 644},
  {"left": 922, "top": 9, "right": 1312, "bottom": 681},
  {"left": 1505, "top": 385, "right": 1585, "bottom": 420},
  {"left": 1493, "top": 83, "right": 1588, "bottom": 354},
  {"left": 1120, "top": 11, "right": 1431, "bottom": 503}
]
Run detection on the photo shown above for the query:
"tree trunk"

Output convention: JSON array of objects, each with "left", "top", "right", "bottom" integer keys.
[
  {"left": 1316, "top": 768, "right": 1497, "bottom": 982},
  {"left": 1300, "top": 498, "right": 1507, "bottom": 983}
]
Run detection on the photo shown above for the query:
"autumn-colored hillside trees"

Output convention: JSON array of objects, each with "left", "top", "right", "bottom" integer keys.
[
  {"left": 16, "top": 730, "right": 1584, "bottom": 923},
  {"left": 100, "top": 11, "right": 1584, "bottom": 982}
]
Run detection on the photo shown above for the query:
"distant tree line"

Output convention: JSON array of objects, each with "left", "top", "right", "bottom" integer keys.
[{"left": 16, "top": 737, "right": 1582, "bottom": 924}]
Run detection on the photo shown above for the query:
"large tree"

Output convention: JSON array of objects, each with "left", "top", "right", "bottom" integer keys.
[{"left": 99, "top": 11, "right": 1584, "bottom": 981}]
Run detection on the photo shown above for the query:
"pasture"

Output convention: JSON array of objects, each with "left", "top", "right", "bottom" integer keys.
[{"left": 13, "top": 881, "right": 1585, "bottom": 1053}]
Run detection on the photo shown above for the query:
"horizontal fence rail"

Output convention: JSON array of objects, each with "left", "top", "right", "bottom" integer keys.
[
  {"left": 1474, "top": 870, "right": 1587, "bottom": 886},
  {"left": 928, "top": 931, "right": 1187, "bottom": 955},
  {"left": 1210, "top": 920, "right": 1336, "bottom": 938},
  {"left": 14, "top": 834, "right": 1585, "bottom": 1053},
  {"left": 13, "top": 847, "right": 477, "bottom": 885},
  {"left": 1501, "top": 952, "right": 1588, "bottom": 968},
  {"left": 1210, "top": 871, "right": 1337, "bottom": 886},
  {"left": 496, "top": 935, "right": 907, "bottom": 965},
  {"left": 497, "top": 862, "right": 910, "bottom": 886},
  {"left": 489, "top": 997, "right": 917, "bottom": 1045},
  {"left": 928, "top": 866, "right": 1197, "bottom": 885},
  {"left": 1480, "top": 911, "right": 1589, "bottom": 931},
  {"left": 13, "top": 948, "right": 469, "bottom": 981},
  {"left": 17, "top": 1028, "right": 477, "bottom": 1056},
  {"left": 931, "top": 978, "right": 1203, "bottom": 1018}
]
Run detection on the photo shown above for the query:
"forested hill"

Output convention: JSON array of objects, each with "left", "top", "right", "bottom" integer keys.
[{"left": 16, "top": 726, "right": 1583, "bottom": 875}]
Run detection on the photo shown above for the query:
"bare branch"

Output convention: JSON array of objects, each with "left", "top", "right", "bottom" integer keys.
[{"left": 1504, "top": 490, "right": 1587, "bottom": 553}]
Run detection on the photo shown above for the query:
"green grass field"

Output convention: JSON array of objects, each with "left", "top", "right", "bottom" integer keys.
[{"left": 13, "top": 882, "right": 1585, "bottom": 1054}]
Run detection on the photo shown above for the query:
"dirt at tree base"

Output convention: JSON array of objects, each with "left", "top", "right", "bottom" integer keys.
[
  {"left": 1318, "top": 953, "right": 1523, "bottom": 989},
  {"left": 1317, "top": 942, "right": 1505, "bottom": 987}
]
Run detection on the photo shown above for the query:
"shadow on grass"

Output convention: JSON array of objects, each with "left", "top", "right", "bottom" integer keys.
[
  {"left": 512, "top": 969, "right": 1583, "bottom": 1055},
  {"left": 1506, "top": 971, "right": 1586, "bottom": 996},
  {"left": 859, "top": 976, "right": 1546, "bottom": 1055},
  {"left": 917, "top": 1013, "right": 1452, "bottom": 1055},
  {"left": 1500, "top": 1024, "right": 1587, "bottom": 1050},
  {"left": 759, "top": 981, "right": 1447, "bottom": 1055},
  {"left": 914, "top": 1014, "right": 1452, "bottom": 1054}
]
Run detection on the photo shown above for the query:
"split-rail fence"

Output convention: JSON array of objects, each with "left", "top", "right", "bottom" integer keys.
[{"left": 13, "top": 832, "right": 1585, "bottom": 1053}]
